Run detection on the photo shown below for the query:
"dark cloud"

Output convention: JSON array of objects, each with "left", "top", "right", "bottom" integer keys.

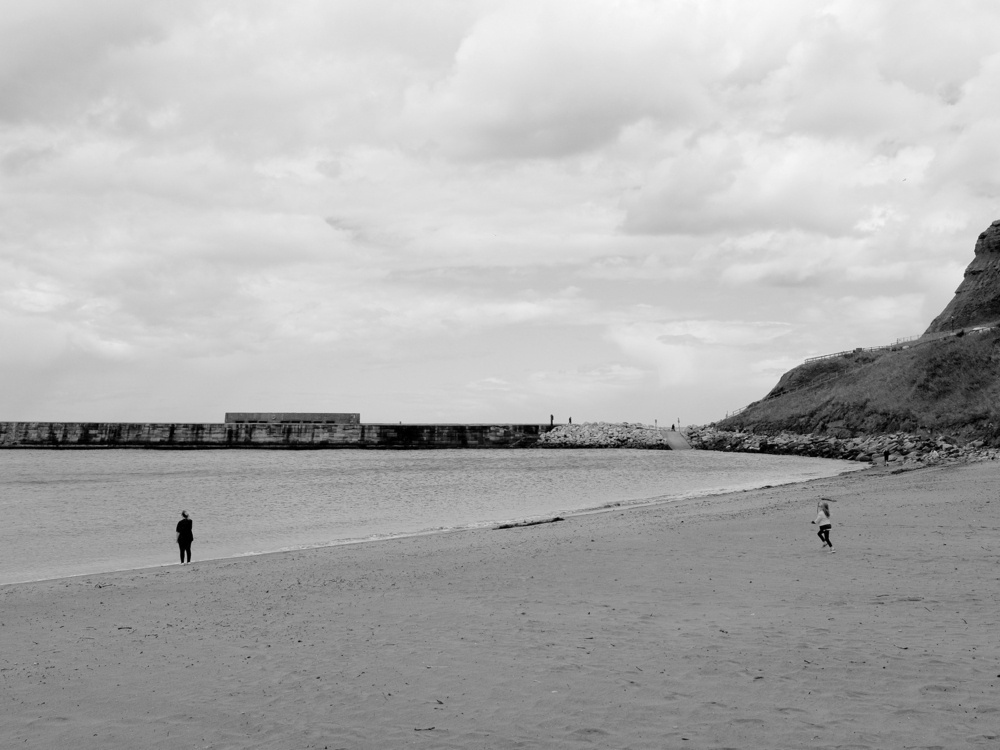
[{"left": 0, "top": 1, "right": 180, "bottom": 123}]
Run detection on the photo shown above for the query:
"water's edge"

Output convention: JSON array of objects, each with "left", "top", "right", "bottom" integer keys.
[{"left": 1, "top": 459, "right": 867, "bottom": 588}]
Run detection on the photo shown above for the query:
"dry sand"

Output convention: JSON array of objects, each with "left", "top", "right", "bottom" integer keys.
[{"left": 2, "top": 460, "right": 999, "bottom": 749}]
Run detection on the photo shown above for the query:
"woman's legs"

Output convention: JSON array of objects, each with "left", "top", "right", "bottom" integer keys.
[{"left": 179, "top": 542, "right": 191, "bottom": 563}]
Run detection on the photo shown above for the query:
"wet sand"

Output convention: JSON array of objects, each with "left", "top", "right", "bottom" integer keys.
[{"left": 2, "top": 461, "right": 999, "bottom": 748}]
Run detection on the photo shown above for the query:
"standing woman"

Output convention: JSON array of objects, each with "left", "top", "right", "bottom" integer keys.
[
  {"left": 811, "top": 500, "right": 834, "bottom": 553},
  {"left": 176, "top": 510, "right": 194, "bottom": 564}
]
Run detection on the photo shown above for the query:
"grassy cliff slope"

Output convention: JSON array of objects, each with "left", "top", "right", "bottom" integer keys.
[{"left": 717, "top": 329, "right": 1000, "bottom": 444}]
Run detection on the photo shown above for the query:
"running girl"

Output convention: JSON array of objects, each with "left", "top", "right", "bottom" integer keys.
[{"left": 812, "top": 500, "right": 835, "bottom": 553}]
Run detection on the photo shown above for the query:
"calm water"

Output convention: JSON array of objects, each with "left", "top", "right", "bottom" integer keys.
[{"left": 0, "top": 449, "right": 862, "bottom": 585}]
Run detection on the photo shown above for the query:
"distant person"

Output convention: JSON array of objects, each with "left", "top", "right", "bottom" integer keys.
[
  {"left": 883, "top": 449, "right": 890, "bottom": 465},
  {"left": 811, "top": 500, "right": 834, "bottom": 553},
  {"left": 176, "top": 510, "right": 194, "bottom": 565},
  {"left": 671, "top": 424, "right": 675, "bottom": 431}
]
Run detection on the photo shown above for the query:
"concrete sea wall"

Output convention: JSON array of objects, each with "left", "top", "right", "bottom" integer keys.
[{"left": 0, "top": 422, "right": 555, "bottom": 449}]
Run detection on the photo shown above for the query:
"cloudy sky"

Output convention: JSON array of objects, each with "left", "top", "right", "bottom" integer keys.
[{"left": 2, "top": 0, "right": 999, "bottom": 425}]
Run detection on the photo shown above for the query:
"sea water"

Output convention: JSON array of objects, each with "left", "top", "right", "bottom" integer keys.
[{"left": 0, "top": 448, "right": 862, "bottom": 585}]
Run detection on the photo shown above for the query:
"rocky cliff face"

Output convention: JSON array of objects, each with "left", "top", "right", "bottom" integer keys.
[
  {"left": 925, "top": 219, "right": 1000, "bottom": 333},
  {"left": 716, "top": 329, "right": 1000, "bottom": 443},
  {"left": 713, "top": 219, "right": 1000, "bottom": 445}
]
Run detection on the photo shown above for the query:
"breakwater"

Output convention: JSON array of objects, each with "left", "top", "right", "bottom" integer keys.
[
  {"left": 686, "top": 426, "right": 1000, "bottom": 465},
  {"left": 535, "top": 422, "right": 690, "bottom": 449},
  {"left": 0, "top": 422, "right": 556, "bottom": 449}
]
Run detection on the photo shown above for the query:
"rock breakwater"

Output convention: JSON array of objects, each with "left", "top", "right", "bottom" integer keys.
[
  {"left": 685, "top": 426, "right": 999, "bottom": 466},
  {"left": 535, "top": 422, "right": 687, "bottom": 449}
]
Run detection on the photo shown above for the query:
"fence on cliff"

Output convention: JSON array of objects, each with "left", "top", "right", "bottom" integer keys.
[{"left": 803, "top": 324, "right": 999, "bottom": 364}]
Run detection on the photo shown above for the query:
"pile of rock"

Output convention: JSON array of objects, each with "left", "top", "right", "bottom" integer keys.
[
  {"left": 536, "top": 422, "right": 675, "bottom": 449},
  {"left": 684, "top": 426, "right": 999, "bottom": 466}
]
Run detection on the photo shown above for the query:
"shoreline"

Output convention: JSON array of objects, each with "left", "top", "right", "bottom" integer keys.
[
  {"left": 5, "top": 459, "right": 997, "bottom": 747},
  {"left": 1, "top": 456, "right": 866, "bottom": 589}
]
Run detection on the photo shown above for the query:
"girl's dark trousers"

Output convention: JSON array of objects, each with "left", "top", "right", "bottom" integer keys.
[{"left": 817, "top": 526, "right": 832, "bottom": 547}]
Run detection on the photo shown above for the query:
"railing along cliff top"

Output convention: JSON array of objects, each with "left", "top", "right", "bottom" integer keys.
[{"left": 803, "top": 323, "right": 999, "bottom": 364}]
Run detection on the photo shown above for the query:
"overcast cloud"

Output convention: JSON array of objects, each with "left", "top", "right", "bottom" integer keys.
[{"left": 2, "top": 0, "right": 999, "bottom": 424}]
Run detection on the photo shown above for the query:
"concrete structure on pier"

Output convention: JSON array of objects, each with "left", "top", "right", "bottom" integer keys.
[{"left": 224, "top": 412, "right": 360, "bottom": 425}]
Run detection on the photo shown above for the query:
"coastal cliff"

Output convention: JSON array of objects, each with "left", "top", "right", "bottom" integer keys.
[
  {"left": 716, "top": 220, "right": 1000, "bottom": 446},
  {"left": 926, "top": 219, "right": 1000, "bottom": 333}
]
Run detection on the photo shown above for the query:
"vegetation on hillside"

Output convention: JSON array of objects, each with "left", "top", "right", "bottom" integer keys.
[{"left": 717, "top": 329, "right": 1000, "bottom": 444}]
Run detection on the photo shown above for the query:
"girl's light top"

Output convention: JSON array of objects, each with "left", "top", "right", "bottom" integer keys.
[{"left": 814, "top": 508, "right": 832, "bottom": 527}]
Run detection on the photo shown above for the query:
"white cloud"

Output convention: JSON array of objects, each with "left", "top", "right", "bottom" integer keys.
[
  {"left": 603, "top": 318, "right": 794, "bottom": 392},
  {"left": 2, "top": 0, "right": 1000, "bottom": 423},
  {"left": 467, "top": 377, "right": 511, "bottom": 392},
  {"left": 526, "top": 365, "right": 647, "bottom": 399},
  {"left": 400, "top": 1, "right": 717, "bottom": 160},
  {"left": 1, "top": 281, "right": 72, "bottom": 314}
]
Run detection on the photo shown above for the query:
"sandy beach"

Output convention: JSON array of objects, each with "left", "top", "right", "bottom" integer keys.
[{"left": 2, "top": 460, "right": 999, "bottom": 749}]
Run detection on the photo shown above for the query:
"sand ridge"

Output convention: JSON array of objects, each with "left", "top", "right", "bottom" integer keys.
[{"left": 2, "top": 462, "right": 999, "bottom": 748}]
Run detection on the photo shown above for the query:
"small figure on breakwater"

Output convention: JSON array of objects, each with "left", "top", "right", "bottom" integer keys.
[
  {"left": 176, "top": 510, "right": 194, "bottom": 564},
  {"left": 811, "top": 500, "right": 834, "bottom": 553}
]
